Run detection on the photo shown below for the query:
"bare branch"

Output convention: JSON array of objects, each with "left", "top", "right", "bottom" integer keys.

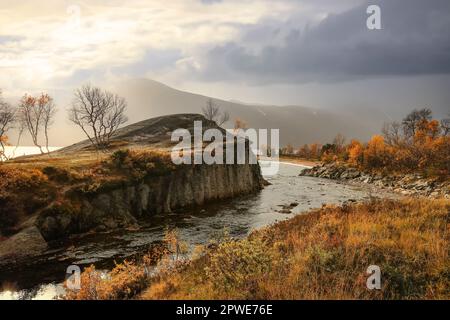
[
  {"left": 202, "top": 98, "right": 229, "bottom": 127},
  {"left": 69, "top": 84, "right": 128, "bottom": 149},
  {"left": 441, "top": 118, "right": 450, "bottom": 136},
  {"left": 0, "top": 90, "right": 16, "bottom": 160},
  {"left": 17, "top": 93, "right": 56, "bottom": 154},
  {"left": 382, "top": 121, "right": 402, "bottom": 146}
]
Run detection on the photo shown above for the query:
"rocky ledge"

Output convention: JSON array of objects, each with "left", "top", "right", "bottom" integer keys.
[{"left": 300, "top": 163, "right": 449, "bottom": 198}]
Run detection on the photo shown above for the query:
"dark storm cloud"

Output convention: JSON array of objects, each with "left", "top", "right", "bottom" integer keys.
[{"left": 197, "top": 0, "right": 450, "bottom": 83}]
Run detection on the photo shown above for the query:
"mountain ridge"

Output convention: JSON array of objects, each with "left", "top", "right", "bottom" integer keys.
[{"left": 113, "top": 78, "right": 381, "bottom": 146}]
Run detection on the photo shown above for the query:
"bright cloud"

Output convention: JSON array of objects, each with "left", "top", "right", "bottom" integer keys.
[{"left": 0, "top": 0, "right": 297, "bottom": 95}]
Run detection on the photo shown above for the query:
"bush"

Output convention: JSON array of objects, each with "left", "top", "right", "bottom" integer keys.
[
  {"left": 0, "top": 167, "right": 54, "bottom": 234},
  {"left": 110, "top": 149, "right": 176, "bottom": 180},
  {"left": 65, "top": 262, "right": 148, "bottom": 300},
  {"left": 204, "top": 238, "right": 273, "bottom": 297},
  {"left": 42, "top": 166, "right": 73, "bottom": 183},
  {"left": 110, "top": 149, "right": 131, "bottom": 168}
]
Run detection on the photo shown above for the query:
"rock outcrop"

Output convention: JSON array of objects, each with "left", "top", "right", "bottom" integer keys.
[
  {"left": 37, "top": 163, "right": 265, "bottom": 241},
  {"left": 300, "top": 163, "right": 449, "bottom": 198},
  {"left": 0, "top": 114, "right": 266, "bottom": 264}
]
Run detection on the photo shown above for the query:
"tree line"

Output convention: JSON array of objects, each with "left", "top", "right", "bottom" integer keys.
[
  {"left": 0, "top": 85, "right": 129, "bottom": 161},
  {"left": 280, "top": 109, "right": 450, "bottom": 177}
]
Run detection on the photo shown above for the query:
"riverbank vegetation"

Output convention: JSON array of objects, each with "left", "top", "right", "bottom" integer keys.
[
  {"left": 66, "top": 197, "right": 449, "bottom": 300},
  {"left": 281, "top": 109, "right": 450, "bottom": 178}
]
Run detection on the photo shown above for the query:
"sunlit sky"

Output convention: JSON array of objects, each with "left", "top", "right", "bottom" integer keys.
[
  {"left": 1, "top": 0, "right": 315, "bottom": 96},
  {"left": 1, "top": 0, "right": 449, "bottom": 145}
]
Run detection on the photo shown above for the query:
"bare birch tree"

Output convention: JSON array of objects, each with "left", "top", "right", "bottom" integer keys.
[
  {"left": 382, "top": 121, "right": 402, "bottom": 146},
  {"left": 68, "top": 84, "right": 128, "bottom": 149},
  {"left": 40, "top": 94, "right": 57, "bottom": 153},
  {"left": 441, "top": 116, "right": 450, "bottom": 136},
  {"left": 202, "top": 98, "right": 230, "bottom": 126},
  {"left": 18, "top": 93, "right": 56, "bottom": 154}
]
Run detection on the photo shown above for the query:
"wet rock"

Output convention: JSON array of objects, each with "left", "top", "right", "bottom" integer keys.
[
  {"left": 0, "top": 226, "right": 47, "bottom": 264},
  {"left": 298, "top": 162, "right": 449, "bottom": 198},
  {"left": 36, "top": 203, "right": 77, "bottom": 241}
]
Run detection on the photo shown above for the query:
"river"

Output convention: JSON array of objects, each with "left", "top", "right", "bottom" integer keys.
[{"left": 0, "top": 161, "right": 382, "bottom": 300}]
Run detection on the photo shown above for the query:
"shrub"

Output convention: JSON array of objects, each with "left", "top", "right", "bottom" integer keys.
[
  {"left": 65, "top": 261, "right": 148, "bottom": 300},
  {"left": 204, "top": 238, "right": 273, "bottom": 297},
  {"left": 109, "top": 149, "right": 176, "bottom": 180},
  {"left": 42, "top": 166, "right": 72, "bottom": 183},
  {"left": 347, "top": 139, "right": 364, "bottom": 166},
  {"left": 0, "top": 167, "right": 54, "bottom": 234}
]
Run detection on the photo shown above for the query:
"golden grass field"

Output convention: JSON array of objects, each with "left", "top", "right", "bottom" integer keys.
[{"left": 66, "top": 197, "right": 449, "bottom": 300}]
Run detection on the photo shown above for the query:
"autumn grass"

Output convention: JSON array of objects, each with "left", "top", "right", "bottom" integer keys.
[
  {"left": 135, "top": 198, "right": 449, "bottom": 300},
  {"left": 0, "top": 148, "right": 174, "bottom": 235}
]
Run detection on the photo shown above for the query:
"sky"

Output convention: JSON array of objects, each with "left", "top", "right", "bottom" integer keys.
[{"left": 0, "top": 0, "right": 449, "bottom": 145}]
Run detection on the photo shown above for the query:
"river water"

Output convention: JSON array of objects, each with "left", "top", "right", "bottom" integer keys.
[{"left": 0, "top": 162, "right": 382, "bottom": 300}]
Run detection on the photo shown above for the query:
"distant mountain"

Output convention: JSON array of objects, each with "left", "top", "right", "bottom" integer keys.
[{"left": 113, "top": 79, "right": 382, "bottom": 146}]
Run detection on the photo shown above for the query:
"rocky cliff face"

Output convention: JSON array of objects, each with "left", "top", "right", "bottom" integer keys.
[{"left": 37, "top": 163, "right": 265, "bottom": 241}]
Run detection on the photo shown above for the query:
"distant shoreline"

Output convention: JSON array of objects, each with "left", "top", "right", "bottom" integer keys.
[
  {"left": 2, "top": 146, "right": 62, "bottom": 159},
  {"left": 277, "top": 156, "right": 320, "bottom": 168}
]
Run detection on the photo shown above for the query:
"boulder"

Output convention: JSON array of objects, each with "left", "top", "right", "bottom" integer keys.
[{"left": 0, "top": 226, "right": 48, "bottom": 264}]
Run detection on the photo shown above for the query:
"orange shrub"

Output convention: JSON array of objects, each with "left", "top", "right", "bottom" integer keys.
[{"left": 347, "top": 139, "right": 364, "bottom": 166}]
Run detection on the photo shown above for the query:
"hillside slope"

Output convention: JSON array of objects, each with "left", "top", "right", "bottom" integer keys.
[{"left": 113, "top": 79, "right": 381, "bottom": 145}]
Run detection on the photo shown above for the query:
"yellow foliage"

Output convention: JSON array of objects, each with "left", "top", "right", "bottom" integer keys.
[
  {"left": 65, "top": 261, "right": 148, "bottom": 300},
  {"left": 347, "top": 139, "right": 363, "bottom": 166}
]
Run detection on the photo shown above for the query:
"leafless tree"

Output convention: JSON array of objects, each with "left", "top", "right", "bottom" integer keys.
[
  {"left": 233, "top": 117, "right": 248, "bottom": 134},
  {"left": 68, "top": 84, "right": 128, "bottom": 149},
  {"left": 441, "top": 116, "right": 450, "bottom": 136},
  {"left": 202, "top": 98, "right": 230, "bottom": 126},
  {"left": 382, "top": 121, "right": 402, "bottom": 146},
  {"left": 10, "top": 121, "right": 25, "bottom": 159},
  {"left": 17, "top": 93, "right": 56, "bottom": 154},
  {"left": 0, "top": 90, "right": 16, "bottom": 159},
  {"left": 41, "top": 94, "right": 57, "bottom": 153},
  {"left": 402, "top": 108, "right": 432, "bottom": 139},
  {"left": 333, "top": 133, "right": 346, "bottom": 153}
]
